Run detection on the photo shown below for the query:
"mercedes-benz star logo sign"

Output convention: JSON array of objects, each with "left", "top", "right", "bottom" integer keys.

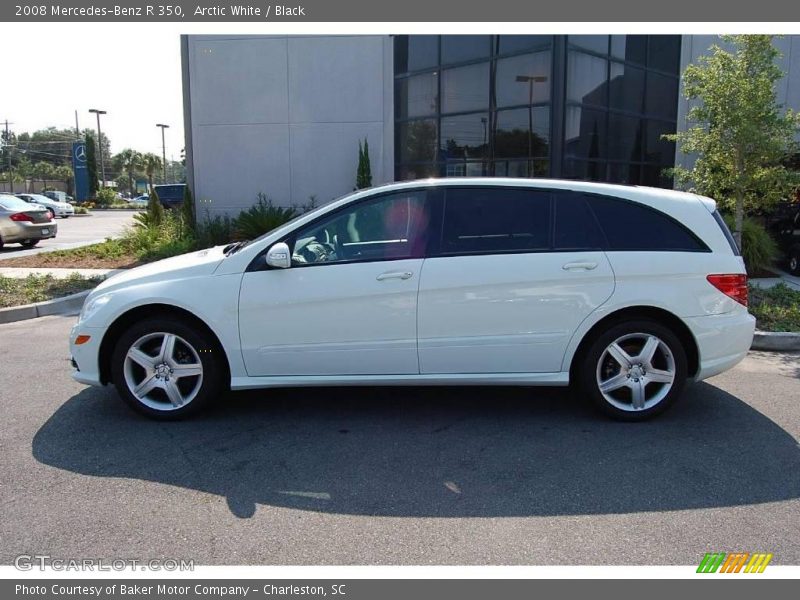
[{"left": 75, "top": 145, "right": 87, "bottom": 162}]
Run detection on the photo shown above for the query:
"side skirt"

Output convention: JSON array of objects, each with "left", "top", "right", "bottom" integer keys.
[{"left": 230, "top": 372, "right": 570, "bottom": 390}]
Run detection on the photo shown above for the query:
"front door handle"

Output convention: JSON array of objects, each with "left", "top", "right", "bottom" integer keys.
[
  {"left": 376, "top": 271, "right": 414, "bottom": 281},
  {"left": 562, "top": 261, "right": 598, "bottom": 271}
]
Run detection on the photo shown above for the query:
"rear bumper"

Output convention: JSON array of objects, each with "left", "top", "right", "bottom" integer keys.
[
  {"left": 685, "top": 310, "right": 756, "bottom": 381},
  {"left": 2, "top": 221, "right": 57, "bottom": 242}
]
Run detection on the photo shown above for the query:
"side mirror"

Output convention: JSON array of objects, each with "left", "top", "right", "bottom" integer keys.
[{"left": 265, "top": 242, "right": 291, "bottom": 269}]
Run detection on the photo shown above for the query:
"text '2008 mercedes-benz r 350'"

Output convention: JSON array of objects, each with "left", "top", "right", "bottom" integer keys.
[{"left": 69, "top": 179, "right": 755, "bottom": 421}]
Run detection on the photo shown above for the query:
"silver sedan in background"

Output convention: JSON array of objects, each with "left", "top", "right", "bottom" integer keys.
[{"left": 0, "top": 194, "right": 57, "bottom": 249}]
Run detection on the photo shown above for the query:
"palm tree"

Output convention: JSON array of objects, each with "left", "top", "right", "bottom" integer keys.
[
  {"left": 141, "top": 153, "right": 162, "bottom": 192},
  {"left": 112, "top": 149, "right": 142, "bottom": 198},
  {"left": 54, "top": 165, "right": 74, "bottom": 196}
]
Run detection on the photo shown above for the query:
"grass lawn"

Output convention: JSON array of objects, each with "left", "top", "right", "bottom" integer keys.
[
  {"left": 749, "top": 283, "right": 800, "bottom": 332},
  {"left": 0, "top": 273, "right": 103, "bottom": 309}
]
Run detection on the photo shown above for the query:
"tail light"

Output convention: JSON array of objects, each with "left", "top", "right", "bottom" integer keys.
[
  {"left": 707, "top": 274, "right": 748, "bottom": 306},
  {"left": 9, "top": 212, "right": 34, "bottom": 222}
]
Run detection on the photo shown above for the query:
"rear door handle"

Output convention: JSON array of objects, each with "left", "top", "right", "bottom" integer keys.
[
  {"left": 376, "top": 271, "right": 414, "bottom": 281},
  {"left": 562, "top": 261, "right": 598, "bottom": 271}
]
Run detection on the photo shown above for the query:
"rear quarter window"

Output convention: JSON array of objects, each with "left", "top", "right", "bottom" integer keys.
[{"left": 585, "top": 194, "right": 709, "bottom": 252}]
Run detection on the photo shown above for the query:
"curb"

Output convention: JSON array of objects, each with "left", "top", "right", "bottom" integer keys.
[
  {"left": 751, "top": 330, "right": 800, "bottom": 352},
  {"left": 0, "top": 289, "right": 91, "bottom": 324}
]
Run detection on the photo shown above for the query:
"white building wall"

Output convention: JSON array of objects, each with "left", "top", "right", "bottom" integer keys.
[
  {"left": 185, "top": 35, "right": 394, "bottom": 215},
  {"left": 676, "top": 35, "right": 800, "bottom": 172}
]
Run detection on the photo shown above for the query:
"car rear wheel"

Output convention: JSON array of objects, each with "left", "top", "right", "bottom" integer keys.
[
  {"left": 20, "top": 239, "right": 39, "bottom": 248},
  {"left": 111, "top": 317, "right": 224, "bottom": 419},
  {"left": 579, "top": 319, "right": 687, "bottom": 421},
  {"left": 789, "top": 250, "right": 800, "bottom": 275}
]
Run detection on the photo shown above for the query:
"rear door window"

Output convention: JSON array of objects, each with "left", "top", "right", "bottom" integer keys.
[
  {"left": 441, "top": 187, "right": 551, "bottom": 254},
  {"left": 554, "top": 192, "right": 606, "bottom": 250}
]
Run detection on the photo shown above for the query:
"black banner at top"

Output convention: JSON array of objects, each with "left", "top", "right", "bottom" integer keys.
[{"left": 2, "top": 0, "right": 800, "bottom": 22}]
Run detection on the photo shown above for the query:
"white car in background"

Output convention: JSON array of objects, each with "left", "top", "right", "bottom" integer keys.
[
  {"left": 16, "top": 193, "right": 75, "bottom": 219},
  {"left": 69, "top": 178, "right": 755, "bottom": 422}
]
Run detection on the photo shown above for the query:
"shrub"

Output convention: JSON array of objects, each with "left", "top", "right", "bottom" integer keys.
[
  {"left": 74, "top": 206, "right": 89, "bottom": 215},
  {"left": 233, "top": 193, "right": 298, "bottom": 240},
  {"left": 195, "top": 210, "right": 234, "bottom": 249},
  {"left": 147, "top": 188, "right": 165, "bottom": 227},
  {"left": 124, "top": 210, "right": 188, "bottom": 260},
  {"left": 723, "top": 214, "right": 778, "bottom": 274},
  {"left": 181, "top": 184, "right": 196, "bottom": 235},
  {"left": 94, "top": 187, "right": 116, "bottom": 207},
  {"left": 749, "top": 283, "right": 800, "bottom": 332}
]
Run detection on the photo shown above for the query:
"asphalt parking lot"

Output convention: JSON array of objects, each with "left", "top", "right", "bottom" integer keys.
[
  {"left": 0, "top": 210, "right": 136, "bottom": 258},
  {"left": 1, "top": 314, "right": 799, "bottom": 565}
]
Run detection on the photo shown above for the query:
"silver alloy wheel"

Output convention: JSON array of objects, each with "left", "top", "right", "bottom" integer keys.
[
  {"left": 123, "top": 332, "right": 203, "bottom": 411},
  {"left": 791, "top": 255, "right": 798, "bottom": 273},
  {"left": 595, "top": 332, "right": 676, "bottom": 412}
]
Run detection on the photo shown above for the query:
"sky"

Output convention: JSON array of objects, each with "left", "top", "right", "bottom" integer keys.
[{"left": 2, "top": 28, "right": 184, "bottom": 160}]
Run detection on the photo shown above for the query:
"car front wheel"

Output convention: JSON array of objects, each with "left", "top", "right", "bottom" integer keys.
[
  {"left": 579, "top": 319, "right": 687, "bottom": 421},
  {"left": 111, "top": 317, "right": 224, "bottom": 419}
]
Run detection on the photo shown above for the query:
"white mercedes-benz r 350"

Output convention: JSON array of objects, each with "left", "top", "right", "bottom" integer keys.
[{"left": 70, "top": 178, "right": 754, "bottom": 421}]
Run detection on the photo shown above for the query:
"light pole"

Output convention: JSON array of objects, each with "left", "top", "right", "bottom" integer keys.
[
  {"left": 515, "top": 75, "right": 548, "bottom": 177},
  {"left": 156, "top": 123, "right": 169, "bottom": 183},
  {"left": 88, "top": 109, "right": 107, "bottom": 187}
]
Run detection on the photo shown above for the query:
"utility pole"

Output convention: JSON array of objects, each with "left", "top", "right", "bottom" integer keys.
[
  {"left": 156, "top": 123, "right": 169, "bottom": 183},
  {"left": 4, "top": 120, "right": 12, "bottom": 194},
  {"left": 88, "top": 108, "right": 107, "bottom": 188},
  {"left": 74, "top": 110, "right": 80, "bottom": 137}
]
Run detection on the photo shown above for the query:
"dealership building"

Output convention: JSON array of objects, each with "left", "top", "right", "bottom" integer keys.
[{"left": 181, "top": 35, "right": 800, "bottom": 215}]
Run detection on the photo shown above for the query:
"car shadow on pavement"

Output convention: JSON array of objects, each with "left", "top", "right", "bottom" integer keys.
[{"left": 33, "top": 382, "right": 800, "bottom": 519}]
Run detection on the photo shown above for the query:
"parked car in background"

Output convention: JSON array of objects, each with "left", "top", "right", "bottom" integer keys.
[
  {"left": 153, "top": 184, "right": 186, "bottom": 209},
  {"left": 16, "top": 193, "right": 75, "bottom": 219},
  {"left": 0, "top": 194, "right": 56, "bottom": 249},
  {"left": 42, "top": 190, "right": 75, "bottom": 205},
  {"left": 129, "top": 195, "right": 149, "bottom": 208},
  {"left": 772, "top": 202, "right": 800, "bottom": 274},
  {"left": 69, "top": 179, "right": 754, "bottom": 422}
]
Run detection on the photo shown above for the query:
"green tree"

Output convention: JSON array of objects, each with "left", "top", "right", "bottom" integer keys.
[
  {"left": 54, "top": 165, "right": 74, "bottom": 195},
  {"left": 141, "top": 153, "right": 162, "bottom": 190},
  {"left": 32, "top": 161, "right": 55, "bottom": 190},
  {"left": 666, "top": 35, "right": 800, "bottom": 247},
  {"left": 84, "top": 132, "right": 99, "bottom": 196},
  {"left": 112, "top": 148, "right": 142, "bottom": 198},
  {"left": 181, "top": 184, "right": 196, "bottom": 233},
  {"left": 356, "top": 138, "right": 373, "bottom": 189},
  {"left": 147, "top": 188, "right": 164, "bottom": 227}
]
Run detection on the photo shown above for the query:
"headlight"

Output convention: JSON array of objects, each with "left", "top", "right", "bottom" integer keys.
[{"left": 79, "top": 293, "right": 113, "bottom": 323}]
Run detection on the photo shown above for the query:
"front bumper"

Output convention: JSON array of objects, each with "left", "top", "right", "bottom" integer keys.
[
  {"left": 69, "top": 323, "right": 105, "bottom": 386},
  {"left": 685, "top": 309, "right": 756, "bottom": 381}
]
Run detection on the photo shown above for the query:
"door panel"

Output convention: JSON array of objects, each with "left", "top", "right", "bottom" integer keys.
[
  {"left": 417, "top": 252, "right": 614, "bottom": 373},
  {"left": 239, "top": 259, "right": 423, "bottom": 376}
]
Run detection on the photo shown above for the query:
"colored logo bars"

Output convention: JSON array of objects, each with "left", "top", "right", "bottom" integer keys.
[{"left": 697, "top": 552, "right": 773, "bottom": 573}]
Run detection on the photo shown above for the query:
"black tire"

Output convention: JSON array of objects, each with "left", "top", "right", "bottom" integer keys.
[
  {"left": 111, "top": 317, "right": 225, "bottom": 420},
  {"left": 577, "top": 319, "right": 688, "bottom": 422},
  {"left": 788, "top": 249, "right": 800, "bottom": 275},
  {"left": 20, "top": 239, "right": 39, "bottom": 248},
  {"left": 61, "top": 215, "right": 70, "bottom": 219}
]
